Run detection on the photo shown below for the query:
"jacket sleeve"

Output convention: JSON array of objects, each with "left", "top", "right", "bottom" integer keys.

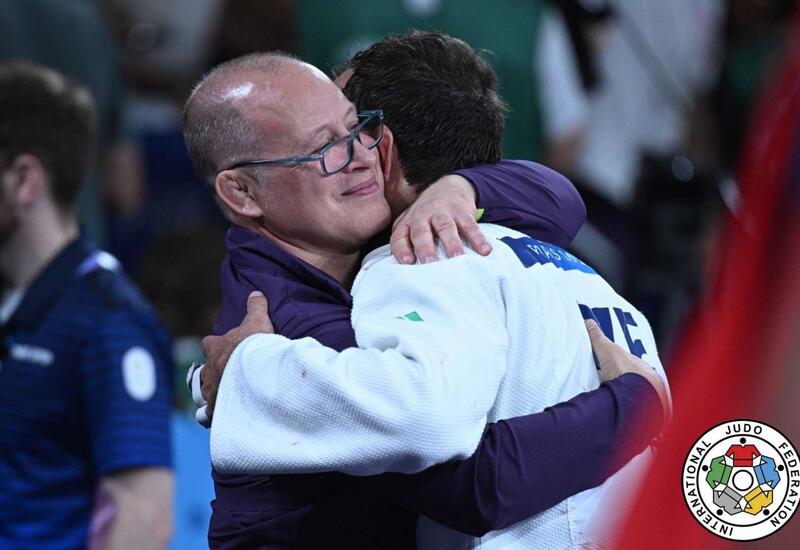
[
  {"left": 455, "top": 159, "right": 586, "bottom": 248},
  {"left": 364, "top": 372, "right": 663, "bottom": 535}
]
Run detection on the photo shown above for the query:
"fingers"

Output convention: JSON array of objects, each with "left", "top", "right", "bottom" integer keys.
[
  {"left": 201, "top": 334, "right": 215, "bottom": 359},
  {"left": 198, "top": 360, "right": 212, "bottom": 399},
  {"left": 430, "top": 213, "right": 464, "bottom": 258},
  {"left": 456, "top": 214, "right": 491, "bottom": 256},
  {"left": 390, "top": 206, "right": 490, "bottom": 263},
  {"left": 246, "top": 290, "right": 267, "bottom": 312},
  {"left": 395, "top": 216, "right": 459, "bottom": 263},
  {"left": 409, "top": 221, "right": 437, "bottom": 264},
  {"left": 585, "top": 319, "right": 627, "bottom": 382},
  {"left": 585, "top": 319, "right": 672, "bottom": 423},
  {"left": 201, "top": 333, "right": 229, "bottom": 387},
  {"left": 585, "top": 319, "right": 614, "bottom": 363},
  {"left": 389, "top": 221, "right": 415, "bottom": 264},
  {"left": 243, "top": 291, "right": 274, "bottom": 333}
]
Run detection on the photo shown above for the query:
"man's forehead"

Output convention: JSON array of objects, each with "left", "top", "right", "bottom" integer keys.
[
  {"left": 222, "top": 65, "right": 340, "bottom": 111},
  {"left": 212, "top": 62, "right": 356, "bottom": 148},
  {"left": 247, "top": 73, "right": 353, "bottom": 122}
]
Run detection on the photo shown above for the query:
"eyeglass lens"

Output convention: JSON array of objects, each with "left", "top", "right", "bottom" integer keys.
[{"left": 322, "top": 116, "right": 383, "bottom": 174}]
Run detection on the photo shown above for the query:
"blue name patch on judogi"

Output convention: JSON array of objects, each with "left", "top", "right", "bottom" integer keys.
[{"left": 499, "top": 236, "right": 596, "bottom": 274}]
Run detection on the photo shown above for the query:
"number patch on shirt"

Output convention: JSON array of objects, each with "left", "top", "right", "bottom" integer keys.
[{"left": 579, "top": 304, "right": 647, "bottom": 358}]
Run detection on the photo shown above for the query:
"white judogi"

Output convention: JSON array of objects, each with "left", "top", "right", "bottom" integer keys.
[{"left": 211, "top": 224, "right": 669, "bottom": 548}]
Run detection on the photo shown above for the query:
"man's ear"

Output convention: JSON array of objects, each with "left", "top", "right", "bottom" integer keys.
[
  {"left": 2, "top": 154, "right": 48, "bottom": 209},
  {"left": 214, "top": 170, "right": 265, "bottom": 219},
  {"left": 377, "top": 125, "right": 396, "bottom": 183}
]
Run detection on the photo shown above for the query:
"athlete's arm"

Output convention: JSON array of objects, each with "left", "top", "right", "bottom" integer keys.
[
  {"left": 209, "top": 252, "right": 511, "bottom": 476},
  {"left": 390, "top": 160, "right": 586, "bottom": 262}
]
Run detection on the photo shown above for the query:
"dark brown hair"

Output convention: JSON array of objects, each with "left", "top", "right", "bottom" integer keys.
[
  {"left": 343, "top": 31, "right": 507, "bottom": 190},
  {"left": 0, "top": 61, "right": 97, "bottom": 210}
]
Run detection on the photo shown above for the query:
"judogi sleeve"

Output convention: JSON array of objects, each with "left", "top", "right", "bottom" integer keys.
[
  {"left": 80, "top": 308, "right": 173, "bottom": 475},
  {"left": 210, "top": 249, "right": 510, "bottom": 476}
]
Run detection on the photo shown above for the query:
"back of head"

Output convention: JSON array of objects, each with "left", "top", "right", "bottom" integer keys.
[
  {"left": 0, "top": 61, "right": 97, "bottom": 211},
  {"left": 343, "top": 31, "right": 506, "bottom": 190},
  {"left": 182, "top": 52, "right": 299, "bottom": 188}
]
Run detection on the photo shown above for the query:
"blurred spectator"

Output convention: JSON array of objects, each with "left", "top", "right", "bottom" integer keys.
[
  {"left": 539, "top": 0, "right": 722, "bottom": 210},
  {"left": 102, "top": 0, "right": 225, "bottom": 101},
  {"left": 714, "top": 0, "right": 795, "bottom": 171},
  {"left": 138, "top": 227, "right": 226, "bottom": 340},
  {"left": 211, "top": 0, "right": 297, "bottom": 65},
  {"left": 536, "top": 0, "right": 725, "bottom": 344},
  {"left": 0, "top": 0, "right": 142, "bottom": 245},
  {"left": 0, "top": 62, "right": 173, "bottom": 549},
  {"left": 299, "top": 0, "right": 547, "bottom": 160},
  {"left": 137, "top": 227, "right": 226, "bottom": 406},
  {"left": 94, "top": 0, "right": 228, "bottom": 275}
]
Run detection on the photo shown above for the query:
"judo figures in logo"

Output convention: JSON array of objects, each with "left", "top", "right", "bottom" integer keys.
[{"left": 705, "top": 442, "right": 780, "bottom": 516}]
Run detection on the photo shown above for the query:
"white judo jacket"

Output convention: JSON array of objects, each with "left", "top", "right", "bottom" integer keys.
[{"left": 210, "top": 223, "right": 669, "bottom": 549}]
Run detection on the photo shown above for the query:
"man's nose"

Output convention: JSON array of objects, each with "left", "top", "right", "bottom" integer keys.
[{"left": 344, "top": 135, "right": 375, "bottom": 172}]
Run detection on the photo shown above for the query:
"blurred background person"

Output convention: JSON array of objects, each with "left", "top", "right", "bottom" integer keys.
[
  {"left": 535, "top": 0, "right": 725, "bottom": 347},
  {"left": 0, "top": 62, "right": 173, "bottom": 550},
  {"left": 99, "top": 0, "right": 229, "bottom": 275},
  {"left": 0, "top": 0, "right": 142, "bottom": 247},
  {"left": 535, "top": 0, "right": 794, "bottom": 352},
  {"left": 713, "top": 0, "right": 796, "bottom": 172}
]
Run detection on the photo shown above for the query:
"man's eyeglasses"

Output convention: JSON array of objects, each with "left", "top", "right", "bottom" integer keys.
[{"left": 225, "top": 110, "right": 384, "bottom": 175}]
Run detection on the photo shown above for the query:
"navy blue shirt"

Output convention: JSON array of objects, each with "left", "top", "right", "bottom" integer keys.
[
  {"left": 209, "top": 161, "right": 660, "bottom": 548},
  {"left": 0, "top": 235, "right": 173, "bottom": 549}
]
